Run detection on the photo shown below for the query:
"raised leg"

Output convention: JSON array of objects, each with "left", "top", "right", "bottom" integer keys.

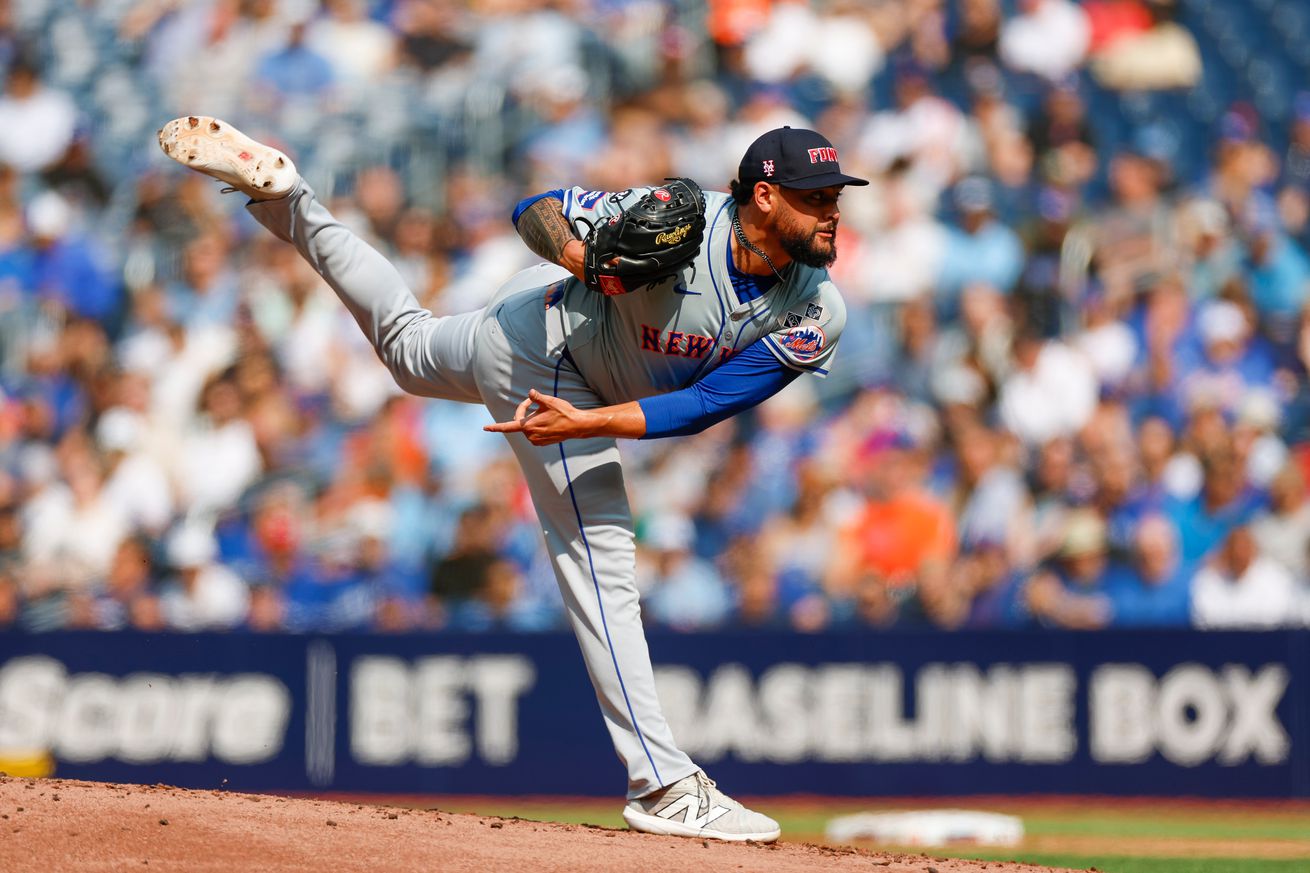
[{"left": 246, "top": 183, "right": 484, "bottom": 403}]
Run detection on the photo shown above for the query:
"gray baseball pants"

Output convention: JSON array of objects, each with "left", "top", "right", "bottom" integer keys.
[{"left": 247, "top": 182, "right": 697, "bottom": 798}]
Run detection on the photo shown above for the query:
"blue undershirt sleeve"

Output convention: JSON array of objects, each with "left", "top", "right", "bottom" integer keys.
[
  {"left": 637, "top": 340, "right": 801, "bottom": 439},
  {"left": 511, "top": 189, "right": 566, "bottom": 225}
]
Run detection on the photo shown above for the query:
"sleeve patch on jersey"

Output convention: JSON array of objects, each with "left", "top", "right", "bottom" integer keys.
[
  {"left": 783, "top": 312, "right": 802, "bottom": 328},
  {"left": 806, "top": 303, "right": 823, "bottom": 319},
  {"left": 577, "top": 190, "right": 606, "bottom": 208},
  {"left": 778, "top": 324, "right": 826, "bottom": 361}
]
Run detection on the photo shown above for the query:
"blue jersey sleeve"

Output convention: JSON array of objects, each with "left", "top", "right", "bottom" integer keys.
[
  {"left": 511, "top": 189, "right": 566, "bottom": 226},
  {"left": 637, "top": 340, "right": 801, "bottom": 439}
]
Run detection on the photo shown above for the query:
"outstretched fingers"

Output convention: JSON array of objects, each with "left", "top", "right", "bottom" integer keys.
[{"left": 484, "top": 392, "right": 549, "bottom": 434}]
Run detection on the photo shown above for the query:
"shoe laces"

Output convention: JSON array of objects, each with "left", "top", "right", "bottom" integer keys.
[{"left": 693, "top": 771, "right": 740, "bottom": 811}]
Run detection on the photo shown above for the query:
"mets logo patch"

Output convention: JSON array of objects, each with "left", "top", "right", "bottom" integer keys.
[
  {"left": 577, "top": 190, "right": 606, "bottom": 208},
  {"left": 779, "top": 325, "right": 826, "bottom": 361}
]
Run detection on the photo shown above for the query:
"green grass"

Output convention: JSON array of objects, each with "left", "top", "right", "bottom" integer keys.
[
  {"left": 426, "top": 798, "right": 1310, "bottom": 872},
  {"left": 1018, "top": 814, "right": 1310, "bottom": 841},
  {"left": 431, "top": 800, "right": 1310, "bottom": 842},
  {"left": 946, "top": 855, "right": 1308, "bottom": 873}
]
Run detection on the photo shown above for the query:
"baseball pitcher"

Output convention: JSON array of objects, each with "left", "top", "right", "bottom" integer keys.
[{"left": 157, "top": 115, "right": 866, "bottom": 842}]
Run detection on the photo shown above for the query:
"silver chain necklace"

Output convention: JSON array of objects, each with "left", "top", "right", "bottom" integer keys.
[{"left": 732, "top": 214, "right": 787, "bottom": 283}]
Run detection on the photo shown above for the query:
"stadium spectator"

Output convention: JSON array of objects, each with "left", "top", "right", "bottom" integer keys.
[
  {"left": 726, "top": 536, "right": 787, "bottom": 630},
  {"left": 936, "top": 177, "right": 1025, "bottom": 310},
  {"left": 640, "top": 513, "right": 732, "bottom": 632},
  {"left": 758, "top": 463, "right": 840, "bottom": 597},
  {"left": 23, "top": 191, "right": 121, "bottom": 323},
  {"left": 1181, "top": 300, "right": 1277, "bottom": 421},
  {"left": 1024, "top": 508, "right": 1114, "bottom": 629},
  {"left": 998, "top": 0, "right": 1091, "bottom": 82},
  {"left": 830, "top": 434, "right": 957, "bottom": 592},
  {"left": 1170, "top": 442, "right": 1263, "bottom": 565},
  {"left": 307, "top": 0, "right": 395, "bottom": 89},
  {"left": 1090, "top": 0, "right": 1201, "bottom": 91},
  {"left": 1027, "top": 80, "right": 1096, "bottom": 173},
  {"left": 446, "top": 553, "right": 554, "bottom": 632},
  {"left": 950, "top": 0, "right": 1003, "bottom": 69},
  {"left": 1191, "top": 525, "right": 1300, "bottom": 628},
  {"left": 159, "top": 524, "right": 249, "bottom": 631},
  {"left": 998, "top": 328, "right": 1099, "bottom": 446},
  {"left": 951, "top": 420, "right": 1034, "bottom": 565},
  {"left": 742, "top": 0, "right": 882, "bottom": 97},
  {"left": 1251, "top": 464, "right": 1310, "bottom": 582},
  {"left": 22, "top": 444, "right": 127, "bottom": 593},
  {"left": 0, "top": 53, "right": 76, "bottom": 174},
  {"left": 1242, "top": 205, "right": 1310, "bottom": 339},
  {"left": 97, "top": 407, "right": 174, "bottom": 536},
  {"left": 1092, "top": 150, "right": 1174, "bottom": 302},
  {"left": 1106, "top": 514, "right": 1191, "bottom": 627},
  {"left": 1176, "top": 198, "right": 1241, "bottom": 301},
  {"left": 176, "top": 371, "right": 263, "bottom": 517},
  {"left": 252, "top": 20, "right": 338, "bottom": 109},
  {"left": 77, "top": 536, "right": 163, "bottom": 631},
  {"left": 1074, "top": 289, "right": 1139, "bottom": 393}
]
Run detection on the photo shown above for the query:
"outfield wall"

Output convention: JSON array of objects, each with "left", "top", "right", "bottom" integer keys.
[{"left": 0, "top": 630, "right": 1306, "bottom": 798}]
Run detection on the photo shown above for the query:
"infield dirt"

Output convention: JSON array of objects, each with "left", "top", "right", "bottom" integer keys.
[{"left": 0, "top": 776, "right": 1080, "bottom": 872}]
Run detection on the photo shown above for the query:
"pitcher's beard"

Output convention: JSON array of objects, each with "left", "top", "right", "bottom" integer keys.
[{"left": 778, "top": 220, "right": 838, "bottom": 268}]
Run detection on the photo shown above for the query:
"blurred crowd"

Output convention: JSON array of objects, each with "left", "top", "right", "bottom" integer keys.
[{"left": 2, "top": 0, "right": 1310, "bottom": 634}]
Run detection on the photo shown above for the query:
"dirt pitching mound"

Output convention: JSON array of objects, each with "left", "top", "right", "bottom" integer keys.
[{"left": 0, "top": 777, "right": 1079, "bottom": 873}]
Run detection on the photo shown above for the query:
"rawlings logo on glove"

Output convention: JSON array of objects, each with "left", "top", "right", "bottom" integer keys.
[
  {"left": 655, "top": 224, "right": 694, "bottom": 246},
  {"left": 583, "top": 178, "right": 706, "bottom": 296}
]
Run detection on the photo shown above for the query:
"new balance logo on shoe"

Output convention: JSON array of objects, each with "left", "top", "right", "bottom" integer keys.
[
  {"left": 622, "top": 771, "right": 780, "bottom": 842},
  {"left": 655, "top": 793, "right": 731, "bottom": 829}
]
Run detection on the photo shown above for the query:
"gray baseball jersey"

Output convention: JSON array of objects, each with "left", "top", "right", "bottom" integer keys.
[{"left": 536, "top": 186, "right": 846, "bottom": 403}]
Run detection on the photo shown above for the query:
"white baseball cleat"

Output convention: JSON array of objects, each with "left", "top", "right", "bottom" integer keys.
[
  {"left": 157, "top": 115, "right": 297, "bottom": 200},
  {"left": 622, "top": 770, "right": 780, "bottom": 843}
]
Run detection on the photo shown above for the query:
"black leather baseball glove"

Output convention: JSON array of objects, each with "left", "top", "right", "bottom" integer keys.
[{"left": 582, "top": 178, "right": 706, "bottom": 296}]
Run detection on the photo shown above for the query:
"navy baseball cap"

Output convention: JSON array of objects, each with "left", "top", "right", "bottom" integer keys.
[{"left": 738, "top": 126, "right": 869, "bottom": 190}]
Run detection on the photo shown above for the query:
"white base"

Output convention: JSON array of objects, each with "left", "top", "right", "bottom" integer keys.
[{"left": 825, "top": 809, "right": 1024, "bottom": 847}]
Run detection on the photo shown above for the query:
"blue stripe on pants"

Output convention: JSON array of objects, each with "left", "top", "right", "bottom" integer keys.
[{"left": 552, "top": 357, "right": 663, "bottom": 787}]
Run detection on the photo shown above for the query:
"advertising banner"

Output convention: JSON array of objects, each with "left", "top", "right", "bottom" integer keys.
[{"left": 1, "top": 630, "right": 1306, "bottom": 797}]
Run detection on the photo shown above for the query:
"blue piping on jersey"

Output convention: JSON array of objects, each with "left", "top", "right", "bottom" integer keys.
[
  {"left": 725, "top": 239, "right": 778, "bottom": 303},
  {"left": 763, "top": 334, "right": 830, "bottom": 374},
  {"left": 683, "top": 199, "right": 734, "bottom": 389},
  {"left": 552, "top": 356, "right": 663, "bottom": 787}
]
